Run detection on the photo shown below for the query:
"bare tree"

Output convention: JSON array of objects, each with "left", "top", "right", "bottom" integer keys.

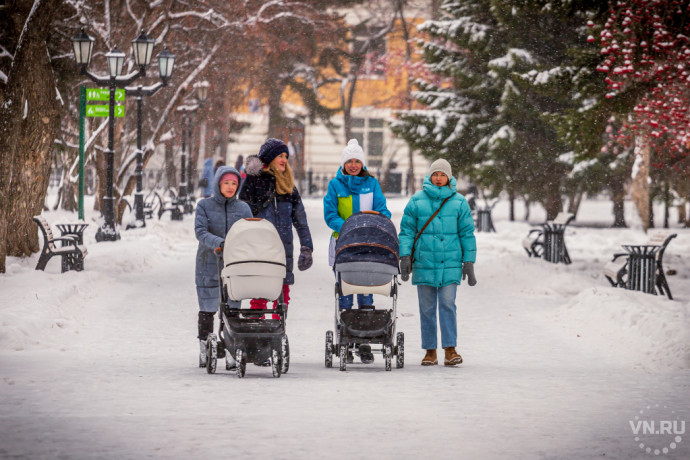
[{"left": 0, "top": 0, "right": 63, "bottom": 273}]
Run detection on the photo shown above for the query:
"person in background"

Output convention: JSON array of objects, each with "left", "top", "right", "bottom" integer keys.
[
  {"left": 234, "top": 154, "right": 246, "bottom": 179},
  {"left": 199, "top": 158, "right": 214, "bottom": 198},
  {"left": 239, "top": 138, "right": 313, "bottom": 316},
  {"left": 398, "top": 159, "right": 477, "bottom": 367},
  {"left": 323, "top": 138, "right": 391, "bottom": 364},
  {"left": 194, "top": 165, "right": 252, "bottom": 370},
  {"left": 213, "top": 159, "right": 226, "bottom": 174}
]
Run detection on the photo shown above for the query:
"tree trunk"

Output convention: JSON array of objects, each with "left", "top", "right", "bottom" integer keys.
[
  {"left": 542, "top": 188, "right": 563, "bottom": 221},
  {"left": 164, "top": 139, "right": 177, "bottom": 190},
  {"left": 267, "top": 85, "right": 284, "bottom": 138},
  {"left": 678, "top": 202, "right": 687, "bottom": 226},
  {"left": 631, "top": 136, "right": 650, "bottom": 232},
  {"left": 508, "top": 189, "right": 515, "bottom": 221},
  {"left": 663, "top": 181, "right": 670, "bottom": 229},
  {"left": 566, "top": 191, "right": 584, "bottom": 220},
  {"left": 610, "top": 175, "right": 627, "bottom": 227},
  {"left": 54, "top": 170, "right": 78, "bottom": 212},
  {"left": 0, "top": 0, "right": 62, "bottom": 273},
  {"left": 94, "top": 146, "right": 106, "bottom": 212}
]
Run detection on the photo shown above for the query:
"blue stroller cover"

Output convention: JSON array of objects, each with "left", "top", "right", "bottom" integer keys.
[{"left": 334, "top": 212, "right": 399, "bottom": 292}]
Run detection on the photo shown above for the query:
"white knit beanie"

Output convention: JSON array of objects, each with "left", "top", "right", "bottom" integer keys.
[
  {"left": 341, "top": 139, "right": 366, "bottom": 167},
  {"left": 428, "top": 158, "right": 452, "bottom": 179}
]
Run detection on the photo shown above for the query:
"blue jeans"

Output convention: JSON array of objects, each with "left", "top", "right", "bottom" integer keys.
[
  {"left": 417, "top": 284, "right": 458, "bottom": 349},
  {"left": 336, "top": 272, "right": 373, "bottom": 309}
]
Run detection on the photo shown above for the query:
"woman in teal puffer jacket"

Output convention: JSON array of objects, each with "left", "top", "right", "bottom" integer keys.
[{"left": 398, "top": 159, "right": 477, "bottom": 367}]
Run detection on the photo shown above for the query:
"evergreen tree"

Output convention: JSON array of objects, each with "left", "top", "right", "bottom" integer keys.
[
  {"left": 391, "top": 0, "right": 575, "bottom": 218},
  {"left": 520, "top": 0, "right": 634, "bottom": 227}
]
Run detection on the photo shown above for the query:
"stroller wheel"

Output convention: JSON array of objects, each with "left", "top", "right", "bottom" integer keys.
[
  {"left": 235, "top": 349, "right": 246, "bottom": 378},
  {"left": 325, "top": 331, "right": 333, "bottom": 368},
  {"left": 339, "top": 345, "right": 348, "bottom": 372},
  {"left": 206, "top": 334, "right": 217, "bottom": 374},
  {"left": 271, "top": 349, "right": 281, "bottom": 378},
  {"left": 281, "top": 335, "right": 290, "bottom": 374},
  {"left": 384, "top": 345, "right": 392, "bottom": 371},
  {"left": 396, "top": 332, "right": 405, "bottom": 369}
]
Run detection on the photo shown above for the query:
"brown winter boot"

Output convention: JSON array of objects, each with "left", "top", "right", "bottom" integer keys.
[
  {"left": 444, "top": 347, "right": 463, "bottom": 366},
  {"left": 421, "top": 349, "right": 438, "bottom": 366}
]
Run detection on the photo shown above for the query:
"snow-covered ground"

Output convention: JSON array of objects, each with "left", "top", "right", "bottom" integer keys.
[{"left": 1, "top": 195, "right": 689, "bottom": 459}]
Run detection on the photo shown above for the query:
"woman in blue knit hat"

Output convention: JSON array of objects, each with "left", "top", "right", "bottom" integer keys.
[{"left": 239, "top": 138, "right": 313, "bottom": 314}]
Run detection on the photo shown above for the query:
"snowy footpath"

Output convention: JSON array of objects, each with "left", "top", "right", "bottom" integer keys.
[{"left": 1, "top": 197, "right": 689, "bottom": 459}]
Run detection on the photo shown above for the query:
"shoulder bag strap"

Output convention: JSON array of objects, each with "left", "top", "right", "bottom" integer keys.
[{"left": 411, "top": 194, "right": 453, "bottom": 262}]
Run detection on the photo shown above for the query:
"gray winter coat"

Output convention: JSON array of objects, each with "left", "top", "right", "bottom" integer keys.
[{"left": 195, "top": 166, "right": 252, "bottom": 312}]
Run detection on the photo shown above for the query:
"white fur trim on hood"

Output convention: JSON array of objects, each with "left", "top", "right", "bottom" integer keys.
[{"left": 245, "top": 155, "right": 264, "bottom": 176}]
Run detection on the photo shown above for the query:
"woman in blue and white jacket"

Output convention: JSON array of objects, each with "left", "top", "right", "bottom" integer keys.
[
  {"left": 324, "top": 139, "right": 391, "bottom": 307},
  {"left": 324, "top": 139, "right": 391, "bottom": 364}
]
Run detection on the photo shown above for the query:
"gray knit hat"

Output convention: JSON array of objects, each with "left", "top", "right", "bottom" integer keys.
[{"left": 429, "top": 159, "right": 452, "bottom": 179}]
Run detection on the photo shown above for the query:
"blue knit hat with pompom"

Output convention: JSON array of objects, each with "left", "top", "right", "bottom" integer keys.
[{"left": 258, "top": 138, "right": 288, "bottom": 165}]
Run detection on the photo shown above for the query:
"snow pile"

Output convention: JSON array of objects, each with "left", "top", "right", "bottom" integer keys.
[{"left": 551, "top": 289, "right": 690, "bottom": 370}]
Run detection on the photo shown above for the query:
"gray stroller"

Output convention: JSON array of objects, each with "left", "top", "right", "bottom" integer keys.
[{"left": 324, "top": 211, "right": 404, "bottom": 371}]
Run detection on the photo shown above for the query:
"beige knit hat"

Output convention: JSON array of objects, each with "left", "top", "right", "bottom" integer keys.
[{"left": 429, "top": 159, "right": 452, "bottom": 179}]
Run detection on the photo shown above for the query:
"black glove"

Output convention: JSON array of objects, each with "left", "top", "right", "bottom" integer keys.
[
  {"left": 198, "top": 178, "right": 208, "bottom": 188},
  {"left": 462, "top": 261, "right": 477, "bottom": 286},
  {"left": 297, "top": 246, "right": 313, "bottom": 271},
  {"left": 400, "top": 256, "right": 411, "bottom": 282}
]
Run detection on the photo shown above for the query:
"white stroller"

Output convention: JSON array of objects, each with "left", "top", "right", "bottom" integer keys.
[
  {"left": 325, "top": 211, "right": 404, "bottom": 371},
  {"left": 205, "top": 218, "right": 289, "bottom": 378}
]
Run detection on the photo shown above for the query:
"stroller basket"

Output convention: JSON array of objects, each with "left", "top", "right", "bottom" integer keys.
[
  {"left": 225, "top": 315, "right": 284, "bottom": 335},
  {"left": 340, "top": 309, "right": 393, "bottom": 338}
]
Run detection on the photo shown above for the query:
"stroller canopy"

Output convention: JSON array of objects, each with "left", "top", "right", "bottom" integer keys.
[
  {"left": 334, "top": 212, "right": 399, "bottom": 269},
  {"left": 222, "top": 218, "right": 286, "bottom": 302},
  {"left": 223, "top": 218, "right": 286, "bottom": 275}
]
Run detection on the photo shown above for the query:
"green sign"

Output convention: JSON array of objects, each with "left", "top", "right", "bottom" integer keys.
[
  {"left": 86, "top": 88, "right": 125, "bottom": 102},
  {"left": 86, "top": 104, "right": 125, "bottom": 117}
]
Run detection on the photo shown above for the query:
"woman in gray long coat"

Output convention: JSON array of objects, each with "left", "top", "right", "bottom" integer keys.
[{"left": 194, "top": 165, "right": 252, "bottom": 368}]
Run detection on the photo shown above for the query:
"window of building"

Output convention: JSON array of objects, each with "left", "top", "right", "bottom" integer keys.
[
  {"left": 351, "top": 24, "right": 386, "bottom": 77},
  {"left": 351, "top": 117, "right": 385, "bottom": 169}
]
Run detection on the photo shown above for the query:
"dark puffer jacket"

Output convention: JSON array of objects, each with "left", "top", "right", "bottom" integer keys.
[
  {"left": 238, "top": 156, "right": 313, "bottom": 285},
  {"left": 195, "top": 166, "right": 252, "bottom": 312}
]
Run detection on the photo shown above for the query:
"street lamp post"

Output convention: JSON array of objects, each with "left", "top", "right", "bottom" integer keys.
[
  {"left": 177, "top": 80, "right": 209, "bottom": 215},
  {"left": 125, "top": 47, "right": 176, "bottom": 229},
  {"left": 71, "top": 29, "right": 171, "bottom": 241}
]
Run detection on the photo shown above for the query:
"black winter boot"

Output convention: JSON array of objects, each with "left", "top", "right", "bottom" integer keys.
[
  {"left": 198, "top": 312, "right": 215, "bottom": 368},
  {"left": 198, "top": 311, "right": 215, "bottom": 340}
]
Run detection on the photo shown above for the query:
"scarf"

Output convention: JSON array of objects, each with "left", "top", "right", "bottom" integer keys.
[{"left": 267, "top": 162, "right": 295, "bottom": 195}]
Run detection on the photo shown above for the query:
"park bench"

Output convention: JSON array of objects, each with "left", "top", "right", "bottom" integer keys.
[
  {"left": 603, "top": 231, "right": 677, "bottom": 299},
  {"left": 522, "top": 212, "right": 574, "bottom": 264},
  {"left": 474, "top": 199, "right": 498, "bottom": 233},
  {"left": 158, "top": 188, "right": 184, "bottom": 220},
  {"left": 33, "top": 216, "right": 88, "bottom": 272}
]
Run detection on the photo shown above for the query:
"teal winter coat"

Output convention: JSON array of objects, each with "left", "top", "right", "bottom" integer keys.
[{"left": 398, "top": 175, "right": 476, "bottom": 287}]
